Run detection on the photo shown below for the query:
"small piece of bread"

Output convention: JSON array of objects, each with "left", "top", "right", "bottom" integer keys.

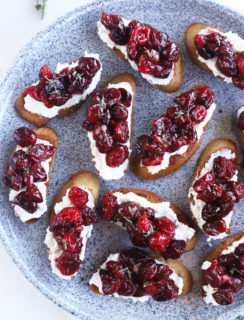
[
  {"left": 237, "top": 106, "right": 244, "bottom": 143},
  {"left": 112, "top": 188, "right": 198, "bottom": 252},
  {"left": 132, "top": 84, "right": 213, "bottom": 180},
  {"left": 99, "top": 20, "right": 183, "bottom": 93},
  {"left": 90, "top": 252, "right": 193, "bottom": 298},
  {"left": 185, "top": 23, "right": 230, "bottom": 82},
  {"left": 200, "top": 231, "right": 244, "bottom": 298},
  {"left": 86, "top": 72, "right": 136, "bottom": 179},
  {"left": 189, "top": 138, "right": 238, "bottom": 235}
]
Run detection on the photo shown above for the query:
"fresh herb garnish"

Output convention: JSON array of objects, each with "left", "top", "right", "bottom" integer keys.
[
  {"left": 120, "top": 267, "right": 132, "bottom": 278},
  {"left": 229, "top": 266, "right": 242, "bottom": 275},
  {"left": 162, "top": 136, "right": 170, "bottom": 145},
  {"left": 236, "top": 316, "right": 244, "bottom": 320},
  {"left": 35, "top": 0, "right": 47, "bottom": 19},
  {"left": 143, "top": 282, "right": 152, "bottom": 288},
  {"left": 144, "top": 48, "right": 152, "bottom": 58},
  {"left": 98, "top": 96, "right": 107, "bottom": 110},
  {"left": 128, "top": 206, "right": 133, "bottom": 215},
  {"left": 192, "top": 199, "right": 195, "bottom": 206},
  {"left": 174, "top": 111, "right": 184, "bottom": 119},
  {"left": 174, "top": 219, "right": 178, "bottom": 229},
  {"left": 124, "top": 216, "right": 132, "bottom": 224},
  {"left": 44, "top": 77, "right": 60, "bottom": 94},
  {"left": 62, "top": 240, "right": 68, "bottom": 250},
  {"left": 25, "top": 145, "right": 31, "bottom": 155},
  {"left": 144, "top": 225, "right": 154, "bottom": 237}
]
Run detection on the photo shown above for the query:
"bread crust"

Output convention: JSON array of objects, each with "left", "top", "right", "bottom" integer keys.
[
  {"left": 112, "top": 188, "right": 198, "bottom": 253},
  {"left": 237, "top": 106, "right": 244, "bottom": 143},
  {"left": 11, "top": 127, "right": 59, "bottom": 224},
  {"left": 200, "top": 231, "right": 244, "bottom": 299},
  {"left": 188, "top": 138, "right": 238, "bottom": 235},
  {"left": 132, "top": 84, "right": 213, "bottom": 180},
  {"left": 99, "top": 21, "right": 183, "bottom": 92},
  {"left": 90, "top": 252, "right": 193, "bottom": 298},
  {"left": 185, "top": 23, "right": 230, "bottom": 82},
  {"left": 87, "top": 72, "right": 136, "bottom": 179}
]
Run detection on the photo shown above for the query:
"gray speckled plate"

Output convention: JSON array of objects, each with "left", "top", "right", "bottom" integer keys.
[{"left": 0, "top": 0, "right": 244, "bottom": 319}]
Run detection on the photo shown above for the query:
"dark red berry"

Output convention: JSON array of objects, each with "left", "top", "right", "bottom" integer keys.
[
  {"left": 105, "top": 145, "right": 129, "bottom": 167},
  {"left": 80, "top": 206, "right": 98, "bottom": 226},
  {"left": 13, "top": 127, "right": 37, "bottom": 147},
  {"left": 11, "top": 150, "right": 31, "bottom": 172},
  {"left": 99, "top": 269, "right": 120, "bottom": 295},
  {"left": 154, "top": 217, "right": 175, "bottom": 238},
  {"left": 2, "top": 169, "right": 23, "bottom": 191},
  {"left": 29, "top": 144, "right": 56, "bottom": 162},
  {"left": 62, "top": 232, "right": 83, "bottom": 253},
  {"left": 14, "top": 191, "right": 37, "bottom": 213},
  {"left": 68, "top": 187, "right": 88, "bottom": 208},
  {"left": 148, "top": 231, "right": 171, "bottom": 253},
  {"left": 55, "top": 252, "right": 81, "bottom": 276},
  {"left": 27, "top": 184, "right": 43, "bottom": 203}
]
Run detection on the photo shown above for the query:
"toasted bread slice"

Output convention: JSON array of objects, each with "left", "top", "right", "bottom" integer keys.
[
  {"left": 200, "top": 231, "right": 244, "bottom": 300},
  {"left": 189, "top": 138, "right": 238, "bottom": 237},
  {"left": 15, "top": 56, "right": 102, "bottom": 127},
  {"left": 98, "top": 19, "right": 183, "bottom": 93},
  {"left": 90, "top": 252, "right": 193, "bottom": 298},
  {"left": 86, "top": 72, "right": 136, "bottom": 180},
  {"left": 185, "top": 23, "right": 233, "bottom": 82},
  {"left": 47, "top": 171, "right": 100, "bottom": 279},
  {"left": 237, "top": 106, "right": 244, "bottom": 143},
  {"left": 133, "top": 84, "right": 214, "bottom": 180},
  {"left": 111, "top": 188, "right": 197, "bottom": 252}
]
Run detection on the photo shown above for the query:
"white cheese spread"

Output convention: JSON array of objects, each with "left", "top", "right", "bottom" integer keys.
[{"left": 237, "top": 106, "right": 244, "bottom": 119}]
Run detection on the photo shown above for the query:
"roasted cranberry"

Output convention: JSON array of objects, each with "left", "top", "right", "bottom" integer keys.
[
  {"left": 142, "top": 280, "right": 162, "bottom": 294},
  {"left": 11, "top": 150, "right": 31, "bottom": 172},
  {"left": 213, "top": 156, "right": 236, "bottom": 181},
  {"left": 148, "top": 231, "right": 171, "bottom": 253},
  {"left": 50, "top": 207, "right": 82, "bottom": 231},
  {"left": 29, "top": 144, "right": 56, "bottom": 162},
  {"left": 117, "top": 277, "right": 136, "bottom": 296},
  {"left": 103, "top": 88, "right": 122, "bottom": 107},
  {"left": 136, "top": 135, "right": 164, "bottom": 166},
  {"left": 222, "top": 275, "right": 242, "bottom": 293},
  {"left": 164, "top": 42, "right": 179, "bottom": 62},
  {"left": 2, "top": 169, "right": 23, "bottom": 191},
  {"left": 193, "top": 172, "right": 222, "bottom": 203},
  {"left": 62, "top": 232, "right": 83, "bottom": 253},
  {"left": 217, "top": 55, "right": 237, "bottom": 77},
  {"left": 119, "top": 88, "right": 132, "bottom": 108},
  {"left": 138, "top": 259, "right": 158, "bottom": 280},
  {"left": 151, "top": 31, "right": 169, "bottom": 51},
  {"left": 14, "top": 191, "right": 37, "bottom": 213},
  {"left": 100, "top": 192, "right": 117, "bottom": 220},
  {"left": 29, "top": 162, "right": 47, "bottom": 182},
  {"left": 196, "top": 87, "right": 214, "bottom": 109},
  {"left": 86, "top": 104, "right": 103, "bottom": 123},
  {"left": 232, "top": 77, "right": 244, "bottom": 90},
  {"left": 202, "top": 200, "right": 233, "bottom": 221},
  {"left": 223, "top": 181, "right": 244, "bottom": 202},
  {"left": 106, "top": 145, "right": 129, "bottom": 167},
  {"left": 55, "top": 252, "right": 81, "bottom": 276},
  {"left": 99, "top": 269, "right": 121, "bottom": 294},
  {"left": 140, "top": 207, "right": 155, "bottom": 219},
  {"left": 119, "top": 248, "right": 147, "bottom": 268},
  {"left": 26, "top": 184, "right": 43, "bottom": 203},
  {"left": 138, "top": 48, "right": 160, "bottom": 74},
  {"left": 111, "top": 103, "right": 128, "bottom": 121},
  {"left": 152, "top": 278, "right": 179, "bottom": 301},
  {"left": 189, "top": 105, "right": 207, "bottom": 123},
  {"left": 39, "top": 64, "right": 52, "bottom": 78},
  {"left": 203, "top": 219, "right": 227, "bottom": 236},
  {"left": 113, "top": 121, "right": 129, "bottom": 143},
  {"left": 127, "top": 39, "right": 138, "bottom": 60},
  {"left": 217, "top": 253, "right": 236, "bottom": 268},
  {"left": 13, "top": 127, "right": 37, "bottom": 147},
  {"left": 153, "top": 115, "right": 171, "bottom": 135},
  {"left": 78, "top": 57, "right": 101, "bottom": 79},
  {"left": 116, "top": 201, "right": 141, "bottom": 222},
  {"left": 235, "top": 243, "right": 244, "bottom": 257},
  {"left": 127, "top": 224, "right": 148, "bottom": 247},
  {"left": 68, "top": 187, "right": 88, "bottom": 208},
  {"left": 130, "top": 26, "right": 151, "bottom": 46},
  {"left": 173, "top": 89, "right": 197, "bottom": 109},
  {"left": 106, "top": 261, "right": 124, "bottom": 279},
  {"left": 96, "top": 133, "right": 115, "bottom": 154},
  {"left": 156, "top": 264, "right": 173, "bottom": 278},
  {"left": 153, "top": 62, "right": 172, "bottom": 78},
  {"left": 80, "top": 206, "right": 98, "bottom": 226},
  {"left": 137, "top": 213, "right": 152, "bottom": 234},
  {"left": 162, "top": 239, "right": 186, "bottom": 259},
  {"left": 213, "top": 288, "right": 234, "bottom": 305},
  {"left": 204, "top": 261, "right": 225, "bottom": 287},
  {"left": 154, "top": 217, "right": 175, "bottom": 238}
]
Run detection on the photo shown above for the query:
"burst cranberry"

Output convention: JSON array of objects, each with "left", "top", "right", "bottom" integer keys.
[
  {"left": 153, "top": 62, "right": 172, "bottom": 78},
  {"left": 27, "top": 184, "right": 43, "bottom": 203},
  {"left": 2, "top": 169, "right": 23, "bottom": 191},
  {"left": 213, "top": 288, "right": 234, "bottom": 305},
  {"left": 137, "top": 213, "right": 152, "bottom": 234},
  {"left": 106, "top": 261, "right": 124, "bottom": 279},
  {"left": 119, "top": 88, "right": 132, "bottom": 108},
  {"left": 153, "top": 115, "right": 171, "bottom": 135},
  {"left": 51, "top": 207, "right": 82, "bottom": 228},
  {"left": 13, "top": 127, "right": 37, "bottom": 147},
  {"left": 103, "top": 88, "right": 122, "bottom": 107},
  {"left": 113, "top": 121, "right": 129, "bottom": 143},
  {"left": 194, "top": 178, "right": 222, "bottom": 203},
  {"left": 100, "top": 192, "right": 117, "bottom": 220},
  {"left": 190, "top": 105, "right": 207, "bottom": 123},
  {"left": 115, "top": 201, "right": 141, "bottom": 221},
  {"left": 62, "top": 232, "right": 83, "bottom": 253},
  {"left": 138, "top": 259, "right": 158, "bottom": 280},
  {"left": 68, "top": 187, "right": 88, "bottom": 208},
  {"left": 203, "top": 219, "right": 226, "bottom": 236},
  {"left": 130, "top": 26, "right": 151, "bottom": 45},
  {"left": 213, "top": 156, "right": 236, "bottom": 181},
  {"left": 232, "top": 77, "right": 244, "bottom": 90},
  {"left": 96, "top": 133, "right": 114, "bottom": 154},
  {"left": 154, "top": 217, "right": 175, "bottom": 238},
  {"left": 39, "top": 64, "right": 52, "bottom": 78},
  {"left": 148, "top": 231, "right": 171, "bottom": 253},
  {"left": 127, "top": 225, "right": 148, "bottom": 247},
  {"left": 137, "top": 49, "right": 160, "bottom": 74},
  {"left": 117, "top": 277, "right": 136, "bottom": 296},
  {"left": 106, "top": 145, "right": 129, "bottom": 167},
  {"left": 151, "top": 31, "right": 169, "bottom": 51},
  {"left": 164, "top": 42, "right": 179, "bottom": 62},
  {"left": 78, "top": 57, "right": 101, "bottom": 79},
  {"left": 29, "top": 162, "right": 47, "bottom": 182},
  {"left": 136, "top": 135, "right": 164, "bottom": 166},
  {"left": 173, "top": 89, "right": 197, "bottom": 109},
  {"left": 111, "top": 103, "right": 128, "bottom": 121},
  {"left": 143, "top": 281, "right": 162, "bottom": 294},
  {"left": 86, "top": 104, "right": 103, "bottom": 123},
  {"left": 217, "top": 253, "right": 236, "bottom": 268},
  {"left": 235, "top": 243, "right": 244, "bottom": 256},
  {"left": 193, "top": 172, "right": 214, "bottom": 192},
  {"left": 152, "top": 278, "right": 179, "bottom": 301},
  {"left": 29, "top": 144, "right": 56, "bottom": 162},
  {"left": 140, "top": 207, "right": 155, "bottom": 219},
  {"left": 156, "top": 264, "right": 173, "bottom": 278},
  {"left": 162, "top": 239, "right": 186, "bottom": 259},
  {"left": 11, "top": 150, "right": 31, "bottom": 172},
  {"left": 204, "top": 261, "right": 225, "bottom": 287},
  {"left": 196, "top": 87, "right": 214, "bottom": 109},
  {"left": 55, "top": 252, "right": 81, "bottom": 276},
  {"left": 127, "top": 39, "right": 138, "bottom": 60},
  {"left": 217, "top": 55, "right": 237, "bottom": 77},
  {"left": 80, "top": 206, "right": 98, "bottom": 226},
  {"left": 223, "top": 181, "right": 244, "bottom": 202},
  {"left": 14, "top": 191, "right": 37, "bottom": 213},
  {"left": 100, "top": 269, "right": 121, "bottom": 295}
]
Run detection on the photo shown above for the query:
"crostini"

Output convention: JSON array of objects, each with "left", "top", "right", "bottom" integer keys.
[
  {"left": 89, "top": 247, "right": 193, "bottom": 302},
  {"left": 133, "top": 85, "right": 215, "bottom": 180},
  {"left": 97, "top": 13, "right": 183, "bottom": 92},
  {"left": 201, "top": 231, "right": 244, "bottom": 306},
  {"left": 15, "top": 52, "right": 102, "bottom": 127},
  {"left": 188, "top": 139, "right": 243, "bottom": 240},
  {"left": 44, "top": 171, "right": 100, "bottom": 280},
  {"left": 237, "top": 106, "right": 244, "bottom": 143},
  {"left": 82, "top": 73, "right": 136, "bottom": 180},
  {"left": 2, "top": 126, "right": 58, "bottom": 224},
  {"left": 100, "top": 188, "right": 197, "bottom": 259},
  {"left": 185, "top": 23, "right": 244, "bottom": 90}
]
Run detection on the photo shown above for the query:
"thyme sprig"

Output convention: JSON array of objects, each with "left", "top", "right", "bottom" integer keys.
[{"left": 35, "top": 0, "right": 47, "bottom": 19}]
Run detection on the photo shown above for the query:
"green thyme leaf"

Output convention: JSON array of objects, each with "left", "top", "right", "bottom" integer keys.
[
  {"left": 174, "top": 219, "right": 178, "bottom": 229},
  {"left": 62, "top": 240, "right": 68, "bottom": 250},
  {"left": 144, "top": 225, "right": 154, "bottom": 237},
  {"left": 128, "top": 206, "right": 133, "bottom": 215},
  {"left": 144, "top": 48, "right": 152, "bottom": 58},
  {"left": 143, "top": 282, "right": 152, "bottom": 288},
  {"left": 98, "top": 96, "right": 107, "bottom": 110},
  {"left": 236, "top": 316, "right": 244, "bottom": 320},
  {"left": 192, "top": 199, "right": 195, "bottom": 206},
  {"left": 124, "top": 216, "right": 132, "bottom": 224},
  {"left": 25, "top": 145, "right": 31, "bottom": 155},
  {"left": 162, "top": 136, "right": 170, "bottom": 145},
  {"left": 174, "top": 111, "right": 184, "bottom": 119},
  {"left": 229, "top": 266, "right": 242, "bottom": 276},
  {"left": 120, "top": 267, "right": 132, "bottom": 278},
  {"left": 35, "top": 0, "right": 47, "bottom": 19}
]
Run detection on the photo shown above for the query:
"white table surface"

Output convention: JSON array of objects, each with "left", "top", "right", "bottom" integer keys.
[{"left": 0, "top": 1, "right": 244, "bottom": 319}]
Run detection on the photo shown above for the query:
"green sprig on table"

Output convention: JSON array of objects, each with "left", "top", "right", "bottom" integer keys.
[{"left": 35, "top": 0, "right": 47, "bottom": 19}]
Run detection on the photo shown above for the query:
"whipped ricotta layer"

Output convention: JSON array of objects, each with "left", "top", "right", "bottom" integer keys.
[
  {"left": 87, "top": 81, "right": 133, "bottom": 180},
  {"left": 196, "top": 27, "right": 244, "bottom": 83},
  {"left": 24, "top": 52, "right": 102, "bottom": 118},
  {"left": 237, "top": 106, "right": 244, "bottom": 119},
  {"left": 44, "top": 186, "right": 94, "bottom": 280},
  {"left": 9, "top": 138, "right": 52, "bottom": 222},
  {"left": 89, "top": 252, "right": 183, "bottom": 303},
  {"left": 201, "top": 236, "right": 244, "bottom": 305},
  {"left": 113, "top": 191, "right": 195, "bottom": 242},
  {"left": 188, "top": 148, "right": 237, "bottom": 240},
  {"left": 97, "top": 20, "right": 175, "bottom": 86},
  {"left": 143, "top": 102, "right": 216, "bottom": 174}
]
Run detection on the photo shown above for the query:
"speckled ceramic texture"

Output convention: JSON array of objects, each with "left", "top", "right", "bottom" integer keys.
[{"left": 0, "top": 0, "right": 244, "bottom": 319}]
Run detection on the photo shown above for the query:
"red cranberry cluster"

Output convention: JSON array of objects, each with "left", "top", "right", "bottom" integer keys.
[
  {"left": 193, "top": 156, "right": 244, "bottom": 236},
  {"left": 101, "top": 13, "right": 179, "bottom": 78},
  {"left": 100, "top": 192, "right": 186, "bottom": 259},
  {"left": 136, "top": 87, "right": 214, "bottom": 166},
  {"left": 2, "top": 127, "right": 56, "bottom": 213},
  {"left": 83, "top": 87, "right": 132, "bottom": 167},
  {"left": 49, "top": 186, "right": 98, "bottom": 276},
  {"left": 25, "top": 57, "right": 101, "bottom": 108},
  {"left": 238, "top": 111, "right": 244, "bottom": 130},
  {"left": 99, "top": 248, "right": 179, "bottom": 301},
  {"left": 194, "top": 31, "right": 244, "bottom": 90},
  {"left": 203, "top": 240, "right": 244, "bottom": 305}
]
